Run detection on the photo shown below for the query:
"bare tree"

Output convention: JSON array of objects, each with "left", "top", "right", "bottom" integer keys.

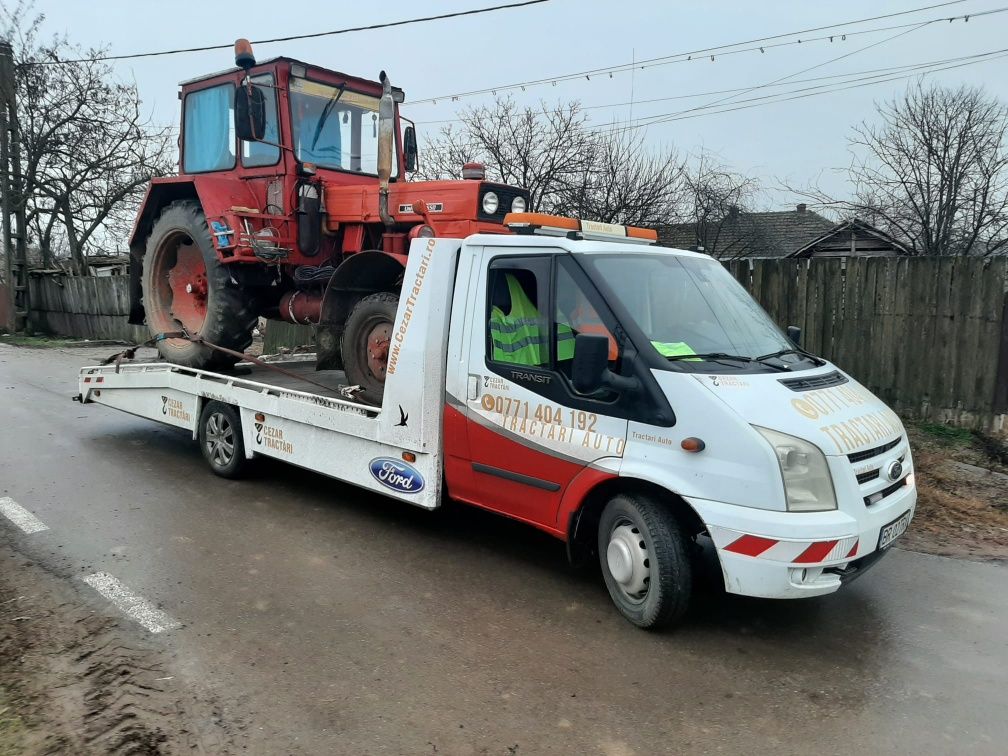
[
  {"left": 2, "top": 2, "right": 173, "bottom": 274},
  {"left": 674, "top": 151, "right": 764, "bottom": 259},
  {"left": 418, "top": 98, "right": 685, "bottom": 225},
  {"left": 793, "top": 83, "right": 1008, "bottom": 256}
]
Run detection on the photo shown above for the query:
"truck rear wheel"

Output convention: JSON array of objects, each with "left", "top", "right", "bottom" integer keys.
[
  {"left": 141, "top": 200, "right": 257, "bottom": 369},
  {"left": 598, "top": 493, "right": 692, "bottom": 629},
  {"left": 198, "top": 401, "right": 249, "bottom": 479},
  {"left": 341, "top": 292, "right": 399, "bottom": 405}
]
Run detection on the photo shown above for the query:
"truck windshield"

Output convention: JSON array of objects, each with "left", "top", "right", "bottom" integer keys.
[
  {"left": 583, "top": 253, "right": 804, "bottom": 368},
  {"left": 289, "top": 77, "right": 389, "bottom": 175}
]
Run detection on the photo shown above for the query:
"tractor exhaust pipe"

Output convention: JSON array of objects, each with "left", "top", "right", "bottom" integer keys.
[{"left": 377, "top": 71, "right": 394, "bottom": 230}]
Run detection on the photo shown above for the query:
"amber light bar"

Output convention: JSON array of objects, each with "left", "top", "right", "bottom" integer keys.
[{"left": 503, "top": 212, "right": 657, "bottom": 244}]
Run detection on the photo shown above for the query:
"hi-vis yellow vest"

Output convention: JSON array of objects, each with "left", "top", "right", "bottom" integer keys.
[{"left": 490, "top": 274, "right": 574, "bottom": 366}]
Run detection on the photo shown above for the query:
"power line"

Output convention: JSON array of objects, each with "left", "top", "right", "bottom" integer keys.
[
  {"left": 30, "top": 0, "right": 552, "bottom": 65},
  {"left": 407, "top": 0, "right": 972, "bottom": 105},
  {"left": 628, "top": 17, "right": 935, "bottom": 131},
  {"left": 602, "top": 48, "right": 1008, "bottom": 131},
  {"left": 408, "top": 49, "right": 1008, "bottom": 125}
]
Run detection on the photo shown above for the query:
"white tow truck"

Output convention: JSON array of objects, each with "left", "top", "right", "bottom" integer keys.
[{"left": 78, "top": 213, "right": 917, "bottom": 629}]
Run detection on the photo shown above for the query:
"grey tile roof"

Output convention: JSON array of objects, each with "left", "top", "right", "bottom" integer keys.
[{"left": 659, "top": 207, "right": 836, "bottom": 258}]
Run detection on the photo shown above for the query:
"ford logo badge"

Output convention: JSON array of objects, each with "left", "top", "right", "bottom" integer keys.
[
  {"left": 369, "top": 457, "right": 425, "bottom": 494},
  {"left": 886, "top": 460, "right": 903, "bottom": 482}
]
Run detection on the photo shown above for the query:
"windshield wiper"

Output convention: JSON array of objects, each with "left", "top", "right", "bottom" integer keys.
[
  {"left": 665, "top": 352, "right": 789, "bottom": 371},
  {"left": 755, "top": 347, "right": 826, "bottom": 367},
  {"left": 310, "top": 83, "right": 346, "bottom": 151}
]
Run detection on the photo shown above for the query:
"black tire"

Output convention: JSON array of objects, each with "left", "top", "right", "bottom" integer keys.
[
  {"left": 198, "top": 401, "right": 249, "bottom": 479},
  {"left": 141, "top": 200, "right": 257, "bottom": 369},
  {"left": 341, "top": 292, "right": 399, "bottom": 405},
  {"left": 597, "top": 493, "right": 692, "bottom": 630}
]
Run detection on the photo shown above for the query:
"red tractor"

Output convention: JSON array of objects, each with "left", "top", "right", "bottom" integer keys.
[{"left": 128, "top": 40, "right": 529, "bottom": 402}]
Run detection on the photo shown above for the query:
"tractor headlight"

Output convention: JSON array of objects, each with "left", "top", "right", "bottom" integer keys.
[
  {"left": 754, "top": 426, "right": 837, "bottom": 512},
  {"left": 482, "top": 191, "right": 499, "bottom": 215},
  {"left": 511, "top": 195, "right": 527, "bottom": 213}
]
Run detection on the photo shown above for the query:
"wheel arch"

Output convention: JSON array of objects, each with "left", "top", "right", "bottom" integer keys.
[
  {"left": 564, "top": 475, "right": 707, "bottom": 566},
  {"left": 128, "top": 180, "right": 200, "bottom": 325},
  {"left": 316, "top": 250, "right": 405, "bottom": 370}
]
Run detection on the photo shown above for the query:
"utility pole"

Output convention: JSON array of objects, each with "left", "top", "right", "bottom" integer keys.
[{"left": 0, "top": 40, "right": 28, "bottom": 332}]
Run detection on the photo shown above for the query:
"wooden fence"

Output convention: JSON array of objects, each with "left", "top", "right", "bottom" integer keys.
[
  {"left": 28, "top": 275, "right": 148, "bottom": 343},
  {"left": 724, "top": 256, "right": 1008, "bottom": 434},
  {"left": 24, "top": 258, "right": 1008, "bottom": 434}
]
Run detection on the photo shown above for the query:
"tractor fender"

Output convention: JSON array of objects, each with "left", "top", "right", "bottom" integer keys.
[
  {"left": 315, "top": 250, "right": 406, "bottom": 370},
  {"left": 127, "top": 176, "right": 259, "bottom": 325}
]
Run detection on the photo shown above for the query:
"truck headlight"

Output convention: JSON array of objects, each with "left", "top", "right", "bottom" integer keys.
[
  {"left": 511, "top": 195, "right": 527, "bottom": 213},
  {"left": 482, "top": 191, "right": 499, "bottom": 214},
  {"left": 754, "top": 426, "right": 837, "bottom": 512}
]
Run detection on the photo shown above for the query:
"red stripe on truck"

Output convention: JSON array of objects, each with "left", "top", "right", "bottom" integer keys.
[
  {"left": 724, "top": 534, "right": 778, "bottom": 557},
  {"left": 794, "top": 540, "right": 839, "bottom": 563}
]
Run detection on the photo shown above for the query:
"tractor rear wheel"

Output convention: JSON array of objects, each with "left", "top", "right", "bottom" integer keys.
[
  {"left": 341, "top": 292, "right": 399, "bottom": 405},
  {"left": 141, "top": 200, "right": 257, "bottom": 369}
]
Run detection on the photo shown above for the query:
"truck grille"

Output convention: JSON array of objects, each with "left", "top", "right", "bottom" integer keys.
[
  {"left": 778, "top": 370, "right": 848, "bottom": 392},
  {"left": 863, "top": 477, "right": 908, "bottom": 507},
  {"left": 856, "top": 469, "right": 880, "bottom": 485},
  {"left": 847, "top": 436, "right": 902, "bottom": 464}
]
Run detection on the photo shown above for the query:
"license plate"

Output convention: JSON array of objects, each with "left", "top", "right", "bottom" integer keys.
[{"left": 877, "top": 509, "right": 912, "bottom": 550}]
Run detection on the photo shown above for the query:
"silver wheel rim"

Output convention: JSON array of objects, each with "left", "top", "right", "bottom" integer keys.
[
  {"left": 606, "top": 519, "right": 650, "bottom": 603},
  {"left": 204, "top": 412, "right": 235, "bottom": 468}
]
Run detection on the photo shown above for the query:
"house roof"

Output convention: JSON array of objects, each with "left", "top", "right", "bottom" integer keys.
[
  {"left": 789, "top": 218, "right": 911, "bottom": 257},
  {"left": 658, "top": 205, "right": 835, "bottom": 258}
]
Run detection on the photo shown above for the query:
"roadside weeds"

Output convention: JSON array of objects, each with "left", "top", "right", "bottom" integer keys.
[{"left": 903, "top": 422, "right": 1008, "bottom": 562}]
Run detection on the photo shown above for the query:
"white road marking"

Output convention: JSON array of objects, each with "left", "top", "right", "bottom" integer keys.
[
  {"left": 81, "top": 572, "right": 181, "bottom": 634},
  {"left": 0, "top": 497, "right": 49, "bottom": 534}
]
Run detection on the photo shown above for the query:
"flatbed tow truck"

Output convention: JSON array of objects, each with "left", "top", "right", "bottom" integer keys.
[{"left": 78, "top": 214, "right": 917, "bottom": 629}]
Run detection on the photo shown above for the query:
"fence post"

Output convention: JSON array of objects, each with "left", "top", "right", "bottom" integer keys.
[{"left": 994, "top": 295, "right": 1008, "bottom": 415}]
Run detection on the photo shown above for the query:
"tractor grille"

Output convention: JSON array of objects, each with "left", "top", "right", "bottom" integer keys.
[
  {"left": 479, "top": 184, "right": 528, "bottom": 223},
  {"left": 778, "top": 370, "right": 848, "bottom": 392}
]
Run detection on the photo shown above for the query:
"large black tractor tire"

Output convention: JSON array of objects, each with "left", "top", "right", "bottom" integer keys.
[
  {"left": 597, "top": 493, "right": 693, "bottom": 630},
  {"left": 341, "top": 292, "right": 400, "bottom": 405},
  {"left": 141, "top": 200, "right": 257, "bottom": 369}
]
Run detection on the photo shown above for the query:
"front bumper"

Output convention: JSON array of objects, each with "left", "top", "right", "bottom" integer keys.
[{"left": 686, "top": 480, "right": 917, "bottom": 599}]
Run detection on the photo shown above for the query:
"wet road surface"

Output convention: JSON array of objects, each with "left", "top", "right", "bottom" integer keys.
[{"left": 1, "top": 342, "right": 1006, "bottom": 754}]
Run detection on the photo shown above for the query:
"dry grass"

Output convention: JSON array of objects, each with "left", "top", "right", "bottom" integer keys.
[{"left": 901, "top": 426, "right": 1008, "bottom": 561}]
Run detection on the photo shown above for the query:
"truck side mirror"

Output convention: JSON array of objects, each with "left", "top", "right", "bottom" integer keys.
[
  {"left": 571, "top": 334, "right": 610, "bottom": 394},
  {"left": 236, "top": 85, "right": 267, "bottom": 142},
  {"left": 786, "top": 325, "right": 802, "bottom": 346},
  {"left": 403, "top": 125, "right": 418, "bottom": 173}
]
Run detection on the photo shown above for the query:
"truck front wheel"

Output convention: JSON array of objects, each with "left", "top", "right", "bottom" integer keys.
[
  {"left": 598, "top": 493, "right": 692, "bottom": 629},
  {"left": 341, "top": 292, "right": 399, "bottom": 405}
]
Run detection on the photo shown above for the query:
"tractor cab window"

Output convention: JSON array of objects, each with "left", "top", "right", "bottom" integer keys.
[
  {"left": 289, "top": 77, "right": 388, "bottom": 176},
  {"left": 241, "top": 74, "right": 280, "bottom": 167},
  {"left": 183, "top": 84, "right": 235, "bottom": 173}
]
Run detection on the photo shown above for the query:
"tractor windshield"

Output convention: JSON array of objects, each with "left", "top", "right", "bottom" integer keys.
[{"left": 289, "top": 77, "right": 389, "bottom": 176}]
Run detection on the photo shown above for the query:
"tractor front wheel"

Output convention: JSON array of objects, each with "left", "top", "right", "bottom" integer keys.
[
  {"left": 141, "top": 200, "right": 257, "bottom": 369},
  {"left": 341, "top": 292, "right": 399, "bottom": 405}
]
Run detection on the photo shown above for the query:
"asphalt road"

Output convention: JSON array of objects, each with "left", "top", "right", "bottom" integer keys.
[{"left": 1, "top": 341, "right": 1006, "bottom": 755}]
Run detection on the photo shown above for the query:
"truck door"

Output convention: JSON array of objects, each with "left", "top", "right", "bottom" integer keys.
[{"left": 456, "top": 248, "right": 629, "bottom": 531}]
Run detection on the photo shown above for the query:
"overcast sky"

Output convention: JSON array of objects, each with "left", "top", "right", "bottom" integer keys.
[{"left": 30, "top": 0, "right": 1008, "bottom": 212}]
